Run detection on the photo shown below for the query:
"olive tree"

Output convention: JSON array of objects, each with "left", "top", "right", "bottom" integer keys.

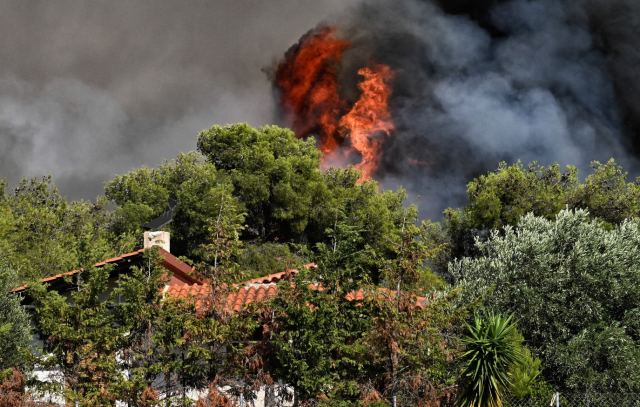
[{"left": 450, "top": 209, "right": 640, "bottom": 394}]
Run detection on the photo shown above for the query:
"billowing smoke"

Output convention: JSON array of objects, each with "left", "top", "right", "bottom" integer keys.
[
  {"left": 3, "top": 0, "right": 640, "bottom": 218},
  {"left": 0, "top": 0, "right": 359, "bottom": 199},
  {"left": 276, "top": 0, "right": 640, "bottom": 217}
]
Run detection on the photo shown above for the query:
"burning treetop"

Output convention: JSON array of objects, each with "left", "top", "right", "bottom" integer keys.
[{"left": 275, "top": 26, "right": 394, "bottom": 183}]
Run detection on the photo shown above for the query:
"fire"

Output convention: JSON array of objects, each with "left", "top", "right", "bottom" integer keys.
[
  {"left": 275, "top": 27, "right": 350, "bottom": 153},
  {"left": 275, "top": 26, "right": 395, "bottom": 181},
  {"left": 339, "top": 65, "right": 394, "bottom": 181}
]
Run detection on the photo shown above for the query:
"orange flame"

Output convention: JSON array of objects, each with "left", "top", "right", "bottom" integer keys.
[
  {"left": 275, "top": 27, "right": 350, "bottom": 153},
  {"left": 276, "top": 27, "right": 395, "bottom": 181},
  {"left": 339, "top": 65, "right": 394, "bottom": 182}
]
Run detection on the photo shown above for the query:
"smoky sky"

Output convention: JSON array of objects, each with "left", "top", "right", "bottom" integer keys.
[
  {"left": 3, "top": 0, "right": 640, "bottom": 219},
  {"left": 0, "top": 0, "right": 360, "bottom": 199},
  {"left": 319, "top": 0, "right": 640, "bottom": 217}
]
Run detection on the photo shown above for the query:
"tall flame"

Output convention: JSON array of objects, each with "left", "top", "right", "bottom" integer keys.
[
  {"left": 339, "top": 65, "right": 394, "bottom": 182},
  {"left": 275, "top": 27, "right": 350, "bottom": 153},
  {"left": 275, "top": 27, "right": 394, "bottom": 181}
]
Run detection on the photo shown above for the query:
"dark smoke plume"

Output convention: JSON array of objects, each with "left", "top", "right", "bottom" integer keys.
[
  {"left": 3, "top": 0, "right": 640, "bottom": 218},
  {"left": 0, "top": 0, "right": 358, "bottom": 199},
  {"left": 278, "top": 0, "right": 640, "bottom": 217}
]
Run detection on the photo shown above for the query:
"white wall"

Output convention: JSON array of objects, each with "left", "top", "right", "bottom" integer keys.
[{"left": 28, "top": 368, "right": 294, "bottom": 407}]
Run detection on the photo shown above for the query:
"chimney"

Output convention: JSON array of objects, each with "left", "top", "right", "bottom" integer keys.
[{"left": 144, "top": 231, "right": 170, "bottom": 252}]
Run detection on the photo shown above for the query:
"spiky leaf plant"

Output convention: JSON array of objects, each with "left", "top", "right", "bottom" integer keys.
[{"left": 456, "top": 313, "right": 523, "bottom": 407}]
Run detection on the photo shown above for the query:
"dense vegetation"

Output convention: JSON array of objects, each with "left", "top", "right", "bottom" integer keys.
[{"left": 1, "top": 123, "right": 639, "bottom": 405}]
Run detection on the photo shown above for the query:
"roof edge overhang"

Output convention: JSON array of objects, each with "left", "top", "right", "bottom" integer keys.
[{"left": 11, "top": 247, "right": 200, "bottom": 294}]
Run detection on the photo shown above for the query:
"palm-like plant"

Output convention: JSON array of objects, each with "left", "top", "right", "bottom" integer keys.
[{"left": 456, "top": 313, "right": 524, "bottom": 407}]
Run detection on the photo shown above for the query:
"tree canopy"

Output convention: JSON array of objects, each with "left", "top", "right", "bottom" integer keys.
[
  {"left": 1, "top": 122, "right": 640, "bottom": 405},
  {"left": 1, "top": 177, "right": 134, "bottom": 282},
  {"left": 0, "top": 265, "right": 31, "bottom": 373},
  {"left": 450, "top": 209, "right": 640, "bottom": 394}
]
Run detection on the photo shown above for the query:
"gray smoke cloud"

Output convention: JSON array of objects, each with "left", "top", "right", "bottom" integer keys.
[
  {"left": 0, "top": 0, "right": 360, "bottom": 199},
  {"left": 4, "top": 0, "right": 639, "bottom": 218},
  {"left": 321, "top": 0, "right": 640, "bottom": 217}
]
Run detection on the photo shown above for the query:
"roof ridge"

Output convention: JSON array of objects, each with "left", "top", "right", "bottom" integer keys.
[
  {"left": 239, "top": 263, "right": 316, "bottom": 286},
  {"left": 12, "top": 247, "right": 199, "bottom": 293}
]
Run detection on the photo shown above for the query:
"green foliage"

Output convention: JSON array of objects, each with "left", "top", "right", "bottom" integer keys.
[
  {"left": 571, "top": 159, "right": 640, "bottom": 224},
  {"left": 110, "top": 251, "right": 173, "bottom": 402},
  {"left": 105, "top": 125, "right": 411, "bottom": 285},
  {"left": 451, "top": 209, "right": 640, "bottom": 394},
  {"left": 182, "top": 181, "right": 244, "bottom": 272},
  {"left": 382, "top": 206, "right": 449, "bottom": 292},
  {"left": 105, "top": 165, "right": 170, "bottom": 233},
  {"left": 261, "top": 204, "right": 463, "bottom": 405},
  {"left": 31, "top": 250, "right": 214, "bottom": 405},
  {"left": 0, "top": 177, "right": 133, "bottom": 282},
  {"left": 0, "top": 265, "right": 31, "bottom": 372},
  {"left": 457, "top": 314, "right": 524, "bottom": 407},
  {"left": 311, "top": 168, "right": 409, "bottom": 287},
  {"left": 360, "top": 206, "right": 462, "bottom": 404},
  {"left": 555, "top": 323, "right": 640, "bottom": 394},
  {"left": 462, "top": 162, "right": 577, "bottom": 230},
  {"left": 507, "top": 331, "right": 546, "bottom": 400},
  {"left": 110, "top": 249, "right": 239, "bottom": 404},
  {"left": 623, "top": 308, "right": 640, "bottom": 340},
  {"left": 264, "top": 280, "right": 372, "bottom": 402},
  {"left": 30, "top": 247, "right": 266, "bottom": 404},
  {"left": 443, "top": 162, "right": 577, "bottom": 259},
  {"left": 197, "top": 123, "right": 324, "bottom": 240},
  {"left": 236, "top": 242, "right": 305, "bottom": 280},
  {"left": 11, "top": 120, "right": 640, "bottom": 403},
  {"left": 508, "top": 354, "right": 539, "bottom": 400},
  {"left": 31, "top": 264, "right": 125, "bottom": 405},
  {"left": 443, "top": 159, "right": 640, "bottom": 264},
  {"left": 106, "top": 152, "right": 244, "bottom": 265}
]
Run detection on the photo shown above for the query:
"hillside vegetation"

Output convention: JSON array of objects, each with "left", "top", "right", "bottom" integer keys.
[{"left": 1, "top": 123, "right": 638, "bottom": 405}]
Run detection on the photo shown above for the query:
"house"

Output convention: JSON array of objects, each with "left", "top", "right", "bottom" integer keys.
[
  {"left": 11, "top": 232, "right": 302, "bottom": 406},
  {"left": 13, "top": 232, "right": 295, "bottom": 314},
  {"left": 13, "top": 231, "right": 429, "bottom": 406}
]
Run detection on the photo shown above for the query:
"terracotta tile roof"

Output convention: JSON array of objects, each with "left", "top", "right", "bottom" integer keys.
[
  {"left": 224, "top": 284, "right": 279, "bottom": 312},
  {"left": 166, "top": 263, "right": 325, "bottom": 313},
  {"left": 164, "top": 281, "right": 281, "bottom": 313},
  {"left": 165, "top": 283, "right": 213, "bottom": 311},
  {"left": 93, "top": 248, "right": 146, "bottom": 268},
  {"left": 12, "top": 248, "right": 199, "bottom": 293},
  {"left": 14, "top": 247, "right": 427, "bottom": 313},
  {"left": 12, "top": 269, "right": 82, "bottom": 293},
  {"left": 243, "top": 270, "right": 298, "bottom": 285},
  {"left": 241, "top": 263, "right": 315, "bottom": 285},
  {"left": 165, "top": 280, "right": 429, "bottom": 314},
  {"left": 159, "top": 250, "right": 200, "bottom": 284}
]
